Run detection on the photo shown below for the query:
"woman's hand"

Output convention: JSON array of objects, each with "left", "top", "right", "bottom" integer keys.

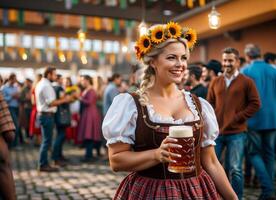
[{"left": 154, "top": 137, "right": 182, "bottom": 163}]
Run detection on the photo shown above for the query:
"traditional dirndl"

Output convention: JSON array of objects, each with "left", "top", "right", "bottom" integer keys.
[{"left": 114, "top": 170, "right": 220, "bottom": 200}]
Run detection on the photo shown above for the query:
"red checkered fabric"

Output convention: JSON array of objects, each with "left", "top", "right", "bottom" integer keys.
[{"left": 114, "top": 170, "right": 220, "bottom": 200}]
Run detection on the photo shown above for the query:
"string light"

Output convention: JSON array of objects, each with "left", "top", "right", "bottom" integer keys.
[
  {"left": 208, "top": 6, "right": 221, "bottom": 29},
  {"left": 138, "top": 21, "right": 147, "bottom": 36},
  {"left": 77, "top": 29, "right": 86, "bottom": 43}
]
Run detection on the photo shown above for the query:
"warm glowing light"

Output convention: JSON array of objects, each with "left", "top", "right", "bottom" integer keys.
[
  {"left": 122, "top": 45, "right": 128, "bottom": 53},
  {"left": 59, "top": 52, "right": 66, "bottom": 63},
  {"left": 81, "top": 54, "right": 88, "bottom": 64},
  {"left": 22, "top": 53, "right": 28, "bottom": 60},
  {"left": 208, "top": 6, "right": 221, "bottom": 29},
  {"left": 138, "top": 21, "right": 147, "bottom": 36},
  {"left": 78, "top": 30, "right": 86, "bottom": 43}
]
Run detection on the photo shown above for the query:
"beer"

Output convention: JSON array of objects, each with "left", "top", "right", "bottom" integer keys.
[{"left": 168, "top": 126, "right": 195, "bottom": 173}]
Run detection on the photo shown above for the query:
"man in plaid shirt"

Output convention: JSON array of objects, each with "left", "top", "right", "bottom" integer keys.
[{"left": 0, "top": 91, "right": 16, "bottom": 200}]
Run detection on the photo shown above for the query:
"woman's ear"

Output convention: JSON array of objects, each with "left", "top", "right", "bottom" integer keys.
[{"left": 149, "top": 60, "right": 156, "bottom": 69}]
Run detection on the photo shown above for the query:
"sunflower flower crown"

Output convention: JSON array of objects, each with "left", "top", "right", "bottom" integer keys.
[{"left": 135, "top": 22, "right": 197, "bottom": 60}]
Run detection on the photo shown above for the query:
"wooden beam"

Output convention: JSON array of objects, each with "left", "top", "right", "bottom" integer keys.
[{"left": 0, "top": 0, "right": 168, "bottom": 23}]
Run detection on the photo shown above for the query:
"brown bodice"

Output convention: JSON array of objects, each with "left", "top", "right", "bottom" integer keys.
[{"left": 130, "top": 93, "right": 204, "bottom": 179}]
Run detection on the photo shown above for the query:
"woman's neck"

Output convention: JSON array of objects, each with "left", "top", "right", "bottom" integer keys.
[{"left": 149, "top": 82, "right": 179, "bottom": 98}]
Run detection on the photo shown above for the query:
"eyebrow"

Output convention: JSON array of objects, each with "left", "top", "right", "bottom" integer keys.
[{"left": 166, "top": 54, "right": 186, "bottom": 57}]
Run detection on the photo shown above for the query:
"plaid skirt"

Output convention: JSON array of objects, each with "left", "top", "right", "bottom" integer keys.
[{"left": 114, "top": 170, "right": 220, "bottom": 200}]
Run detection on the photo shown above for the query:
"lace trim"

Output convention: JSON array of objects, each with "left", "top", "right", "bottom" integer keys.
[
  {"left": 146, "top": 91, "right": 200, "bottom": 124},
  {"left": 106, "top": 136, "right": 134, "bottom": 146}
]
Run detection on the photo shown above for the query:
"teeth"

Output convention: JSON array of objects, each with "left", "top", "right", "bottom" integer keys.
[{"left": 171, "top": 70, "right": 182, "bottom": 75}]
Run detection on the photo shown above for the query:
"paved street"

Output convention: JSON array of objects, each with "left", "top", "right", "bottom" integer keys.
[{"left": 11, "top": 144, "right": 274, "bottom": 200}]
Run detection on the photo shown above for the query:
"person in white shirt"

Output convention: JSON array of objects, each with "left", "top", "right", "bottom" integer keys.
[{"left": 35, "top": 67, "right": 72, "bottom": 172}]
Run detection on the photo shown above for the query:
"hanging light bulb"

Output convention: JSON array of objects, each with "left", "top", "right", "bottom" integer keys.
[
  {"left": 122, "top": 45, "right": 128, "bottom": 53},
  {"left": 22, "top": 52, "right": 28, "bottom": 60},
  {"left": 58, "top": 51, "right": 66, "bottom": 63},
  {"left": 80, "top": 52, "right": 88, "bottom": 65},
  {"left": 138, "top": 21, "right": 147, "bottom": 36},
  {"left": 77, "top": 29, "right": 86, "bottom": 43},
  {"left": 208, "top": 6, "right": 221, "bottom": 29}
]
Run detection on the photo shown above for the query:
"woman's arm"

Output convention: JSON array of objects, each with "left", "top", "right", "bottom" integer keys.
[
  {"left": 108, "top": 137, "right": 181, "bottom": 172},
  {"left": 201, "top": 146, "right": 238, "bottom": 200}
]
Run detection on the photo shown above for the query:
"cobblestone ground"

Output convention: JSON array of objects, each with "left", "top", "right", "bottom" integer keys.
[{"left": 11, "top": 144, "right": 275, "bottom": 200}]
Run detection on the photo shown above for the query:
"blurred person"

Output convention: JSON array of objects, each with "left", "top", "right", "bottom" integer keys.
[
  {"left": 264, "top": 52, "right": 276, "bottom": 68},
  {"left": 205, "top": 59, "right": 222, "bottom": 87},
  {"left": 36, "top": 67, "right": 72, "bottom": 172},
  {"left": 128, "top": 64, "right": 141, "bottom": 93},
  {"left": 0, "top": 91, "right": 16, "bottom": 200},
  {"left": 64, "top": 77, "right": 80, "bottom": 145},
  {"left": 0, "top": 75, "right": 3, "bottom": 88},
  {"left": 242, "top": 44, "right": 276, "bottom": 200},
  {"left": 19, "top": 78, "right": 33, "bottom": 140},
  {"left": 29, "top": 74, "right": 42, "bottom": 146},
  {"left": 118, "top": 80, "right": 129, "bottom": 93},
  {"left": 2, "top": 73, "right": 21, "bottom": 148},
  {"left": 103, "top": 23, "right": 237, "bottom": 200},
  {"left": 207, "top": 47, "right": 261, "bottom": 199},
  {"left": 52, "top": 74, "right": 71, "bottom": 167},
  {"left": 77, "top": 75, "right": 102, "bottom": 162},
  {"left": 186, "top": 65, "right": 208, "bottom": 99},
  {"left": 103, "top": 73, "right": 121, "bottom": 116},
  {"left": 238, "top": 57, "right": 247, "bottom": 71}
]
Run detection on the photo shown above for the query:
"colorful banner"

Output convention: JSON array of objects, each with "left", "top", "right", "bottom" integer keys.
[
  {"left": 119, "top": 0, "right": 127, "bottom": 9},
  {"left": 187, "top": 0, "right": 193, "bottom": 8},
  {"left": 2, "top": 9, "right": 9, "bottom": 26},
  {"left": 17, "top": 10, "right": 24, "bottom": 27},
  {"left": 199, "top": 0, "right": 205, "bottom": 6},
  {"left": 9, "top": 9, "right": 17, "bottom": 22},
  {"left": 113, "top": 19, "right": 120, "bottom": 35},
  {"left": 81, "top": 16, "right": 87, "bottom": 32},
  {"left": 93, "top": 17, "right": 101, "bottom": 31}
]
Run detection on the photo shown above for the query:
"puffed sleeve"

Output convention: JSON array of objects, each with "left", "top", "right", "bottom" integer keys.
[
  {"left": 102, "top": 93, "right": 137, "bottom": 146},
  {"left": 199, "top": 97, "right": 219, "bottom": 148}
]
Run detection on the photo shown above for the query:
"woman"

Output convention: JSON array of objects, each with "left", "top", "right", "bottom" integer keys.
[
  {"left": 64, "top": 77, "right": 80, "bottom": 145},
  {"left": 29, "top": 74, "right": 42, "bottom": 145},
  {"left": 102, "top": 22, "right": 237, "bottom": 199},
  {"left": 78, "top": 75, "right": 102, "bottom": 162}
]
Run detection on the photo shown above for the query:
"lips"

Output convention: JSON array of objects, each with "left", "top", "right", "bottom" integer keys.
[{"left": 169, "top": 70, "right": 183, "bottom": 77}]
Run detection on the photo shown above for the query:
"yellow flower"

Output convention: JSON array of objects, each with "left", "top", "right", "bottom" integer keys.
[
  {"left": 184, "top": 28, "right": 197, "bottom": 48},
  {"left": 151, "top": 26, "right": 165, "bottom": 44},
  {"left": 135, "top": 45, "right": 143, "bottom": 60},
  {"left": 137, "top": 35, "right": 152, "bottom": 54},
  {"left": 166, "top": 22, "right": 182, "bottom": 38}
]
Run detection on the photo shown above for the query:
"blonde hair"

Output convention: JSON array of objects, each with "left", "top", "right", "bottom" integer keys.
[{"left": 136, "top": 36, "right": 189, "bottom": 106}]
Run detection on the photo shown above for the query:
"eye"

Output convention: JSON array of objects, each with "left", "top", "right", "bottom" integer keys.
[
  {"left": 167, "top": 56, "right": 175, "bottom": 60},
  {"left": 181, "top": 56, "right": 187, "bottom": 60}
]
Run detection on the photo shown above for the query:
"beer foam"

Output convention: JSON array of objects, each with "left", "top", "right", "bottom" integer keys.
[{"left": 169, "top": 126, "right": 193, "bottom": 138}]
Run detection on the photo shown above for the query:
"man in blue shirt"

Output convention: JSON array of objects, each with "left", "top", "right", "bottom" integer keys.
[
  {"left": 241, "top": 44, "right": 276, "bottom": 200},
  {"left": 103, "top": 73, "right": 122, "bottom": 116},
  {"left": 2, "top": 73, "right": 20, "bottom": 147}
]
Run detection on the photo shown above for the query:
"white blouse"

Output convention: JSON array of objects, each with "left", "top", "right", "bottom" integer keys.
[{"left": 102, "top": 91, "right": 219, "bottom": 148}]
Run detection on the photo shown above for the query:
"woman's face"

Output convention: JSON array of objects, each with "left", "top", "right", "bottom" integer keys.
[
  {"left": 80, "top": 77, "right": 88, "bottom": 88},
  {"left": 151, "top": 42, "right": 188, "bottom": 85}
]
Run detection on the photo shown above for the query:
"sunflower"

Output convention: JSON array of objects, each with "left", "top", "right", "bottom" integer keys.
[
  {"left": 135, "top": 45, "right": 143, "bottom": 60},
  {"left": 137, "top": 35, "right": 152, "bottom": 54},
  {"left": 151, "top": 26, "right": 165, "bottom": 44},
  {"left": 184, "top": 28, "right": 197, "bottom": 48},
  {"left": 166, "top": 21, "right": 182, "bottom": 39}
]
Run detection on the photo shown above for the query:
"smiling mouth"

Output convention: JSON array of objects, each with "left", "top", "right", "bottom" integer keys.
[{"left": 169, "top": 70, "right": 183, "bottom": 76}]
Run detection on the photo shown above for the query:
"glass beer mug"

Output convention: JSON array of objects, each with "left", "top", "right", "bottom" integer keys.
[{"left": 168, "top": 125, "right": 195, "bottom": 173}]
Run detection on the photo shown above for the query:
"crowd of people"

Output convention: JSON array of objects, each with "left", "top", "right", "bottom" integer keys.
[{"left": 0, "top": 30, "right": 275, "bottom": 199}]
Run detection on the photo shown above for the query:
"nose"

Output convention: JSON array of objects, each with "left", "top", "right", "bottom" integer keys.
[{"left": 176, "top": 58, "right": 186, "bottom": 67}]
